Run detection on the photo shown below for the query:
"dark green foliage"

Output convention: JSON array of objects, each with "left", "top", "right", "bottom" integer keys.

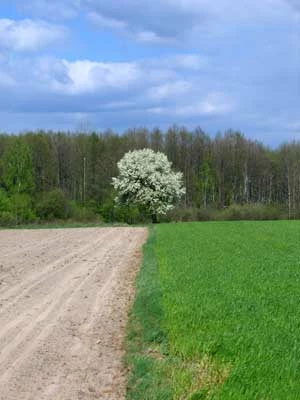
[
  {"left": 0, "top": 128, "right": 300, "bottom": 225},
  {"left": 69, "top": 201, "right": 101, "bottom": 222},
  {"left": 0, "top": 188, "right": 36, "bottom": 225},
  {"left": 9, "top": 193, "right": 36, "bottom": 224},
  {"left": 113, "top": 204, "right": 143, "bottom": 224},
  {"left": 101, "top": 196, "right": 149, "bottom": 224},
  {"left": 0, "top": 211, "right": 15, "bottom": 226},
  {"left": 164, "top": 207, "right": 213, "bottom": 222},
  {"left": 165, "top": 204, "right": 284, "bottom": 222},
  {"left": 36, "top": 189, "right": 71, "bottom": 220},
  {"left": 218, "top": 203, "right": 283, "bottom": 221},
  {"left": 2, "top": 138, "right": 35, "bottom": 194},
  {"left": 0, "top": 188, "right": 9, "bottom": 212},
  {"left": 155, "top": 221, "right": 300, "bottom": 399},
  {"left": 25, "top": 133, "right": 59, "bottom": 192}
]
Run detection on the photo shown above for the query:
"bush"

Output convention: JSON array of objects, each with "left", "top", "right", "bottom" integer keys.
[
  {"left": 0, "top": 191, "right": 37, "bottom": 226},
  {"left": 219, "top": 204, "right": 282, "bottom": 221},
  {"left": 99, "top": 197, "right": 115, "bottom": 223},
  {"left": 69, "top": 202, "right": 101, "bottom": 222},
  {"left": 114, "top": 204, "right": 143, "bottom": 224},
  {"left": 100, "top": 197, "right": 148, "bottom": 224},
  {"left": 164, "top": 207, "right": 199, "bottom": 222},
  {"left": 0, "top": 189, "right": 9, "bottom": 212},
  {"left": 0, "top": 211, "right": 15, "bottom": 226},
  {"left": 164, "top": 204, "right": 283, "bottom": 223},
  {"left": 10, "top": 193, "right": 37, "bottom": 224},
  {"left": 164, "top": 207, "right": 215, "bottom": 222},
  {"left": 36, "top": 189, "right": 71, "bottom": 220}
]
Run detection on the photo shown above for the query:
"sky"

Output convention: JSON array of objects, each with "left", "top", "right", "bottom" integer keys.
[{"left": 0, "top": 0, "right": 299, "bottom": 146}]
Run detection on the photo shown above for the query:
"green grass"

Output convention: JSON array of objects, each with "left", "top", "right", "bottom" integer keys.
[
  {"left": 126, "top": 227, "right": 172, "bottom": 399},
  {"left": 127, "top": 221, "right": 300, "bottom": 399},
  {"left": 126, "top": 226, "right": 229, "bottom": 400}
]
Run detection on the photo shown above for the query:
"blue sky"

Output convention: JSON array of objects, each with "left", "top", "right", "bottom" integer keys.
[{"left": 0, "top": 0, "right": 299, "bottom": 146}]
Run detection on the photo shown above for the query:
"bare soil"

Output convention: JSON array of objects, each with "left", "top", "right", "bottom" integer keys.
[{"left": 0, "top": 227, "right": 147, "bottom": 400}]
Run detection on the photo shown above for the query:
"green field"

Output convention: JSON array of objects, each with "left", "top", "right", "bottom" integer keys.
[{"left": 127, "top": 221, "right": 300, "bottom": 399}]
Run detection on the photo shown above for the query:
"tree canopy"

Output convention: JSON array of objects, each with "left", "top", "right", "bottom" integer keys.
[
  {"left": 112, "top": 149, "right": 185, "bottom": 221},
  {"left": 1, "top": 127, "right": 300, "bottom": 224},
  {"left": 2, "top": 139, "right": 35, "bottom": 194}
]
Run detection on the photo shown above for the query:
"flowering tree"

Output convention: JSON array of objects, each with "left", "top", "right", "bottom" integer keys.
[{"left": 112, "top": 149, "right": 185, "bottom": 222}]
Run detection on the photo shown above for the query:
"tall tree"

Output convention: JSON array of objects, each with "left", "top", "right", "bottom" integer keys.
[{"left": 2, "top": 138, "right": 35, "bottom": 194}]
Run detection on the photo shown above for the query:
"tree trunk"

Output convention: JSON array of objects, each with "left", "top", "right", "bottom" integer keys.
[{"left": 151, "top": 213, "right": 158, "bottom": 224}]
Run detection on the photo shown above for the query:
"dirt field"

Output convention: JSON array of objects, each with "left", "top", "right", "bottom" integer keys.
[{"left": 0, "top": 227, "right": 147, "bottom": 400}]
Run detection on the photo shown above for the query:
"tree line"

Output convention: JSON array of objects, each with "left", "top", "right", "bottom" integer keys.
[{"left": 0, "top": 126, "right": 299, "bottom": 224}]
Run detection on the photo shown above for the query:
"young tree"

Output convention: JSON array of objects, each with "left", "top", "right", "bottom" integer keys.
[
  {"left": 112, "top": 149, "right": 185, "bottom": 222},
  {"left": 2, "top": 138, "right": 35, "bottom": 194}
]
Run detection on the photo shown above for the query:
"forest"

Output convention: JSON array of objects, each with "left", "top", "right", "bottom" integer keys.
[{"left": 0, "top": 126, "right": 299, "bottom": 225}]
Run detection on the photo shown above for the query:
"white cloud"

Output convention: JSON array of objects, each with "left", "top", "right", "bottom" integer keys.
[
  {"left": 61, "top": 59, "right": 142, "bottom": 94},
  {"left": 82, "top": 0, "right": 297, "bottom": 45},
  {"left": 47, "top": 56, "right": 209, "bottom": 98},
  {"left": 144, "top": 54, "right": 208, "bottom": 75},
  {"left": 0, "top": 0, "right": 297, "bottom": 142},
  {"left": 147, "top": 81, "right": 192, "bottom": 101},
  {"left": 149, "top": 92, "right": 234, "bottom": 118},
  {"left": 165, "top": 54, "right": 209, "bottom": 70},
  {"left": 0, "top": 53, "right": 235, "bottom": 121},
  {"left": 12, "top": 0, "right": 298, "bottom": 46},
  {"left": 87, "top": 11, "right": 128, "bottom": 30},
  {"left": 82, "top": 0, "right": 221, "bottom": 45},
  {"left": 87, "top": 10, "right": 177, "bottom": 45},
  {"left": 25, "top": 55, "right": 202, "bottom": 96},
  {"left": 135, "top": 30, "right": 175, "bottom": 45},
  {"left": 177, "top": 93, "right": 235, "bottom": 117},
  {"left": 0, "top": 19, "right": 67, "bottom": 52},
  {"left": 16, "top": 0, "right": 80, "bottom": 20}
]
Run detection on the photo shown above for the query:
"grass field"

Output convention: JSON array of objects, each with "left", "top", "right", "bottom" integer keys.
[{"left": 127, "top": 221, "right": 300, "bottom": 399}]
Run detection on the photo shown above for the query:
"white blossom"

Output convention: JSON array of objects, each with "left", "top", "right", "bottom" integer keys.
[{"left": 112, "top": 148, "right": 185, "bottom": 217}]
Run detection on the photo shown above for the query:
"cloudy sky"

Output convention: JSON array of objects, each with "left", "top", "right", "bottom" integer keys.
[{"left": 0, "top": 0, "right": 299, "bottom": 145}]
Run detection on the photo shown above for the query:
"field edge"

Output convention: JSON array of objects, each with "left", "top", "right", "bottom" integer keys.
[
  {"left": 125, "top": 225, "right": 227, "bottom": 400},
  {"left": 125, "top": 226, "right": 174, "bottom": 399}
]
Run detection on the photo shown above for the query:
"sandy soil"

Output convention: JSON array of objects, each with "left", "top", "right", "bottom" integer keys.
[{"left": 0, "top": 227, "right": 147, "bottom": 400}]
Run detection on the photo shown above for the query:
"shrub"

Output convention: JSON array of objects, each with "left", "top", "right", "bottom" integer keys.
[
  {"left": 100, "top": 196, "right": 147, "bottom": 224},
  {"left": 219, "top": 204, "right": 282, "bottom": 221},
  {"left": 114, "top": 204, "right": 143, "bottom": 224},
  {"left": 10, "top": 193, "right": 37, "bottom": 224},
  {"left": 0, "top": 211, "right": 15, "bottom": 226},
  {"left": 164, "top": 207, "right": 199, "bottom": 222},
  {"left": 165, "top": 207, "right": 216, "bottom": 222},
  {"left": 36, "top": 189, "right": 71, "bottom": 220},
  {"left": 164, "top": 204, "right": 283, "bottom": 223},
  {"left": 0, "top": 189, "right": 9, "bottom": 212},
  {"left": 69, "top": 202, "right": 101, "bottom": 222},
  {"left": 0, "top": 191, "right": 37, "bottom": 226}
]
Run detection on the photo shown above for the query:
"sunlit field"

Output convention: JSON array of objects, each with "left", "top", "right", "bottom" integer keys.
[{"left": 127, "top": 221, "right": 300, "bottom": 399}]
